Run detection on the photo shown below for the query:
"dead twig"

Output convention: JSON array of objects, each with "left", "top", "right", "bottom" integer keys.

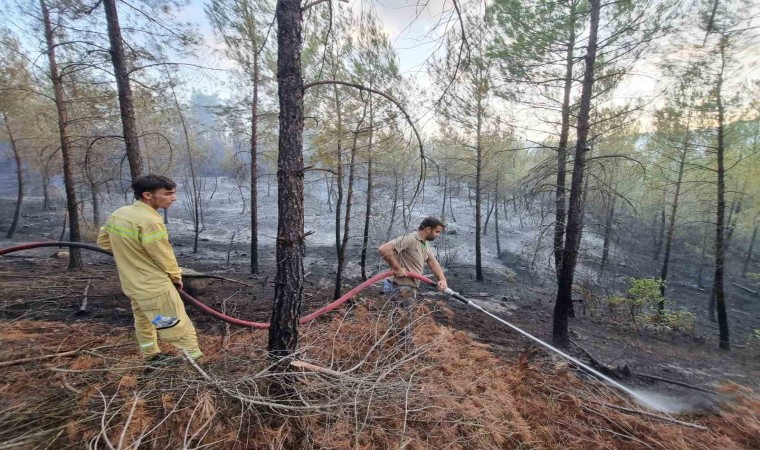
[
  {"left": 78, "top": 278, "right": 91, "bottom": 314},
  {"left": 587, "top": 400, "right": 709, "bottom": 431},
  {"left": 0, "top": 343, "right": 124, "bottom": 368},
  {"left": 632, "top": 372, "right": 720, "bottom": 394}
]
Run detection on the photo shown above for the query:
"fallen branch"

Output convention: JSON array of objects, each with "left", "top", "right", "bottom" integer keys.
[
  {"left": 731, "top": 282, "right": 758, "bottom": 295},
  {"left": 290, "top": 360, "right": 344, "bottom": 377},
  {"left": 632, "top": 372, "right": 720, "bottom": 394},
  {"left": 569, "top": 339, "right": 620, "bottom": 378},
  {"left": 0, "top": 343, "right": 123, "bottom": 368},
  {"left": 78, "top": 278, "right": 92, "bottom": 314},
  {"left": 185, "top": 274, "right": 256, "bottom": 288},
  {"left": 587, "top": 400, "right": 709, "bottom": 431},
  {"left": 730, "top": 308, "right": 759, "bottom": 319}
]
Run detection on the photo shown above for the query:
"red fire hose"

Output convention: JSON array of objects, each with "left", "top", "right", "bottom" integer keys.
[{"left": 0, "top": 241, "right": 437, "bottom": 329}]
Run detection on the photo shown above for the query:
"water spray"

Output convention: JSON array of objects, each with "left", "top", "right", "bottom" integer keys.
[{"left": 442, "top": 287, "right": 694, "bottom": 415}]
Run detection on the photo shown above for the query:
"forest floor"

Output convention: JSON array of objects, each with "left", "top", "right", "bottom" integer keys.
[{"left": 1, "top": 182, "right": 760, "bottom": 447}]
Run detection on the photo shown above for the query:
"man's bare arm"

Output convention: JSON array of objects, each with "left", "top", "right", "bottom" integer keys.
[
  {"left": 378, "top": 242, "right": 406, "bottom": 278},
  {"left": 427, "top": 257, "right": 448, "bottom": 291}
]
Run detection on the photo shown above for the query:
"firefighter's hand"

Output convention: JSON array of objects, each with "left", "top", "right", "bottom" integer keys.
[
  {"left": 437, "top": 279, "right": 448, "bottom": 292},
  {"left": 174, "top": 280, "right": 184, "bottom": 291},
  {"left": 394, "top": 267, "right": 406, "bottom": 278}
]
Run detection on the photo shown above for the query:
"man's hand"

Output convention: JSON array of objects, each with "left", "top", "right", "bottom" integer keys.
[
  {"left": 174, "top": 280, "right": 184, "bottom": 291},
  {"left": 394, "top": 267, "right": 406, "bottom": 278},
  {"left": 437, "top": 279, "right": 448, "bottom": 292}
]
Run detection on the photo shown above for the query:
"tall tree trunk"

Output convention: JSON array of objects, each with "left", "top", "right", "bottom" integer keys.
[
  {"left": 483, "top": 193, "right": 495, "bottom": 236},
  {"left": 91, "top": 183, "right": 100, "bottom": 228},
  {"left": 4, "top": 112, "right": 23, "bottom": 239},
  {"left": 169, "top": 77, "right": 201, "bottom": 253},
  {"left": 713, "top": 35, "right": 730, "bottom": 350},
  {"left": 552, "top": 0, "right": 599, "bottom": 346},
  {"left": 724, "top": 196, "right": 742, "bottom": 251},
  {"left": 599, "top": 195, "right": 616, "bottom": 277},
  {"left": 441, "top": 171, "right": 447, "bottom": 221},
  {"left": 251, "top": 55, "right": 260, "bottom": 273},
  {"left": 268, "top": 0, "right": 304, "bottom": 357},
  {"left": 494, "top": 183, "right": 501, "bottom": 260},
  {"left": 334, "top": 104, "right": 366, "bottom": 299},
  {"left": 387, "top": 172, "right": 398, "bottom": 240},
  {"left": 360, "top": 94, "right": 374, "bottom": 281},
  {"left": 333, "top": 85, "right": 344, "bottom": 269},
  {"left": 42, "top": 0, "right": 81, "bottom": 269},
  {"left": 554, "top": 0, "right": 578, "bottom": 280},
  {"left": 103, "top": 0, "right": 143, "bottom": 181},
  {"left": 325, "top": 176, "right": 333, "bottom": 212},
  {"left": 449, "top": 180, "right": 457, "bottom": 222},
  {"left": 698, "top": 223, "right": 708, "bottom": 288},
  {"left": 742, "top": 220, "right": 757, "bottom": 278},
  {"left": 654, "top": 204, "right": 666, "bottom": 261},
  {"left": 475, "top": 89, "right": 484, "bottom": 282},
  {"left": 659, "top": 125, "right": 690, "bottom": 304}
]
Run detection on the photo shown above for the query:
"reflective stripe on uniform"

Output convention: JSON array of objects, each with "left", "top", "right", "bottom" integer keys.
[
  {"left": 104, "top": 222, "right": 140, "bottom": 240},
  {"left": 142, "top": 229, "right": 168, "bottom": 244}
]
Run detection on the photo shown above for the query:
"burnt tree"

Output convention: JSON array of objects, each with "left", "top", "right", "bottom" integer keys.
[
  {"left": 552, "top": 0, "right": 600, "bottom": 346},
  {"left": 268, "top": 0, "right": 305, "bottom": 357},
  {"left": 103, "top": 0, "right": 143, "bottom": 181},
  {"left": 41, "top": 0, "right": 82, "bottom": 269}
]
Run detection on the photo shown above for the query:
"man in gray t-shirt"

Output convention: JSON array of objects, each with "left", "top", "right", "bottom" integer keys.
[{"left": 378, "top": 217, "right": 449, "bottom": 341}]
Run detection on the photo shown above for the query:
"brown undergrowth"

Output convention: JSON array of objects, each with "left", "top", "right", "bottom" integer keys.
[{"left": 0, "top": 300, "right": 758, "bottom": 449}]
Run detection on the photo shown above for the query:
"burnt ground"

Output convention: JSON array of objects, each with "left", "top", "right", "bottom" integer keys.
[{"left": 1, "top": 195, "right": 759, "bottom": 408}]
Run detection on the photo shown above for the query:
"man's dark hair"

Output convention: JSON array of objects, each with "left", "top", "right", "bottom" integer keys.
[
  {"left": 132, "top": 174, "right": 176, "bottom": 200},
  {"left": 418, "top": 216, "right": 445, "bottom": 230}
]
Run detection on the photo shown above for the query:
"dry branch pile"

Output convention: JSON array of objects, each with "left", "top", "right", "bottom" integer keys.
[{"left": 0, "top": 300, "right": 758, "bottom": 449}]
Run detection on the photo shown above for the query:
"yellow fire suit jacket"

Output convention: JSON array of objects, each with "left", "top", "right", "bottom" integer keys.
[{"left": 97, "top": 201, "right": 182, "bottom": 300}]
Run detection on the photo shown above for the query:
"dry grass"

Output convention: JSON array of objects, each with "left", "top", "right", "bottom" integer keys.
[{"left": 0, "top": 298, "right": 758, "bottom": 449}]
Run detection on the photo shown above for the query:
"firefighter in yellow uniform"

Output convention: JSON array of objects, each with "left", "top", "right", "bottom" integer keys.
[{"left": 97, "top": 174, "right": 203, "bottom": 363}]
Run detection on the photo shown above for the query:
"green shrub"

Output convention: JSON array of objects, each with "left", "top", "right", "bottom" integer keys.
[
  {"left": 644, "top": 309, "right": 696, "bottom": 332},
  {"left": 606, "top": 277, "right": 665, "bottom": 330}
]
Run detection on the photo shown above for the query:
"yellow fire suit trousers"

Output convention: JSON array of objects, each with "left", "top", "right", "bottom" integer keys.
[{"left": 130, "top": 288, "right": 203, "bottom": 360}]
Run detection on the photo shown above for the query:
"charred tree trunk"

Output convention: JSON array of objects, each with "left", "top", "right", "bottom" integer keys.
[
  {"left": 449, "top": 181, "right": 457, "bottom": 222},
  {"left": 42, "top": 0, "right": 81, "bottom": 269},
  {"left": 169, "top": 78, "right": 201, "bottom": 253},
  {"left": 251, "top": 55, "right": 260, "bottom": 273},
  {"left": 659, "top": 129, "right": 689, "bottom": 306},
  {"left": 713, "top": 35, "right": 730, "bottom": 350},
  {"left": 3, "top": 112, "right": 23, "bottom": 239},
  {"left": 474, "top": 87, "right": 484, "bottom": 282},
  {"left": 441, "top": 171, "right": 448, "bottom": 221},
  {"left": 483, "top": 193, "right": 495, "bottom": 236},
  {"left": 654, "top": 204, "right": 666, "bottom": 261},
  {"left": 42, "top": 169, "right": 50, "bottom": 210},
  {"left": 599, "top": 195, "right": 616, "bottom": 277},
  {"left": 325, "top": 176, "right": 333, "bottom": 212},
  {"left": 268, "top": 0, "right": 305, "bottom": 357},
  {"left": 360, "top": 95, "right": 374, "bottom": 281},
  {"left": 103, "top": 0, "right": 143, "bottom": 181},
  {"left": 698, "top": 223, "right": 708, "bottom": 288},
  {"left": 554, "top": 0, "right": 578, "bottom": 280},
  {"left": 742, "top": 219, "right": 757, "bottom": 278},
  {"left": 91, "top": 183, "right": 100, "bottom": 228},
  {"left": 552, "top": 0, "right": 599, "bottom": 346},
  {"left": 494, "top": 184, "right": 501, "bottom": 259},
  {"left": 333, "top": 85, "right": 344, "bottom": 273},
  {"left": 335, "top": 104, "right": 366, "bottom": 299},
  {"left": 724, "top": 196, "right": 742, "bottom": 252},
  {"left": 387, "top": 172, "right": 399, "bottom": 240}
]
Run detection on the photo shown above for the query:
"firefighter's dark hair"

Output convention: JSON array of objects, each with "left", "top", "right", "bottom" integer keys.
[
  {"left": 132, "top": 174, "right": 176, "bottom": 200},
  {"left": 418, "top": 217, "right": 445, "bottom": 230}
]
